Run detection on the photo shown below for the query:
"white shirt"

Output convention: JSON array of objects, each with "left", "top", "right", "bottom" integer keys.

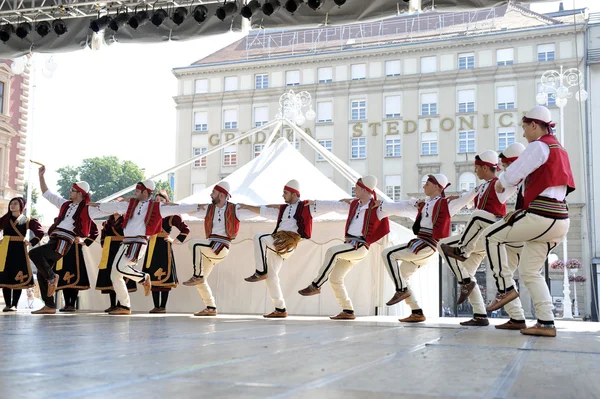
[
  {"left": 260, "top": 201, "right": 323, "bottom": 234},
  {"left": 314, "top": 200, "right": 385, "bottom": 237},
  {"left": 99, "top": 201, "right": 198, "bottom": 237},
  {"left": 499, "top": 139, "right": 567, "bottom": 201},
  {"left": 208, "top": 203, "right": 242, "bottom": 237},
  {"left": 43, "top": 190, "right": 107, "bottom": 233}
]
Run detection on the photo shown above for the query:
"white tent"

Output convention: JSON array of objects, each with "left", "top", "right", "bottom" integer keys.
[{"left": 78, "top": 137, "right": 440, "bottom": 317}]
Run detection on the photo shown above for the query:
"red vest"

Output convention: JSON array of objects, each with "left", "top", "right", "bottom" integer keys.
[
  {"left": 48, "top": 201, "right": 92, "bottom": 237},
  {"left": 413, "top": 197, "right": 451, "bottom": 240},
  {"left": 523, "top": 134, "right": 575, "bottom": 209},
  {"left": 122, "top": 199, "right": 163, "bottom": 236},
  {"left": 204, "top": 202, "right": 240, "bottom": 240},
  {"left": 273, "top": 200, "right": 313, "bottom": 239},
  {"left": 475, "top": 177, "right": 506, "bottom": 217},
  {"left": 345, "top": 199, "right": 390, "bottom": 245}
]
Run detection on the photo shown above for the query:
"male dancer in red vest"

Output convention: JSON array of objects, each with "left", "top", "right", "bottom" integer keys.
[
  {"left": 241, "top": 179, "right": 321, "bottom": 318},
  {"left": 96, "top": 180, "right": 201, "bottom": 315},
  {"left": 30, "top": 166, "right": 106, "bottom": 314},
  {"left": 486, "top": 106, "right": 575, "bottom": 337},
  {"left": 381, "top": 174, "right": 472, "bottom": 323},
  {"left": 297, "top": 175, "right": 390, "bottom": 320},
  {"left": 438, "top": 150, "right": 517, "bottom": 326},
  {"left": 183, "top": 181, "right": 241, "bottom": 316}
]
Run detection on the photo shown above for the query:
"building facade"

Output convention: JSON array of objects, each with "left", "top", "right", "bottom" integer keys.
[{"left": 173, "top": 5, "right": 592, "bottom": 317}]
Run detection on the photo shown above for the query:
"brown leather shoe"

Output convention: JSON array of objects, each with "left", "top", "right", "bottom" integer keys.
[
  {"left": 245, "top": 272, "right": 267, "bottom": 283},
  {"left": 399, "top": 313, "right": 426, "bottom": 323},
  {"left": 194, "top": 308, "right": 217, "bottom": 316},
  {"left": 47, "top": 275, "right": 59, "bottom": 297},
  {"left": 59, "top": 306, "right": 76, "bottom": 313},
  {"left": 149, "top": 307, "right": 161, "bottom": 314},
  {"left": 329, "top": 311, "right": 356, "bottom": 320},
  {"left": 104, "top": 306, "right": 117, "bottom": 313},
  {"left": 264, "top": 310, "right": 288, "bottom": 318},
  {"left": 182, "top": 276, "right": 204, "bottom": 286},
  {"left": 457, "top": 281, "right": 476, "bottom": 305},
  {"left": 2, "top": 306, "right": 10, "bottom": 312},
  {"left": 460, "top": 317, "right": 489, "bottom": 326},
  {"left": 520, "top": 322, "right": 556, "bottom": 337},
  {"left": 141, "top": 274, "right": 152, "bottom": 296},
  {"left": 441, "top": 243, "right": 467, "bottom": 262},
  {"left": 486, "top": 290, "right": 519, "bottom": 312},
  {"left": 386, "top": 290, "right": 411, "bottom": 306},
  {"left": 298, "top": 284, "right": 321, "bottom": 296},
  {"left": 109, "top": 306, "right": 131, "bottom": 315},
  {"left": 495, "top": 320, "right": 527, "bottom": 330},
  {"left": 31, "top": 306, "right": 56, "bottom": 315}
]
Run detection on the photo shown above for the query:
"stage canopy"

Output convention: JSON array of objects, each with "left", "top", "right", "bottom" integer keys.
[{"left": 0, "top": 0, "right": 559, "bottom": 57}]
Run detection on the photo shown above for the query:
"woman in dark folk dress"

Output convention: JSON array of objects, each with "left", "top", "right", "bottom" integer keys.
[{"left": 0, "top": 198, "right": 44, "bottom": 312}]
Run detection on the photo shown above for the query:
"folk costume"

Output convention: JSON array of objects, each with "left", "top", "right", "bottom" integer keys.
[{"left": 0, "top": 198, "right": 44, "bottom": 312}]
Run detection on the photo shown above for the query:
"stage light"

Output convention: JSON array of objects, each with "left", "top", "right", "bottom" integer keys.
[
  {"left": 15, "top": 22, "right": 32, "bottom": 39},
  {"left": 193, "top": 5, "right": 208, "bottom": 23},
  {"left": 241, "top": 0, "right": 261, "bottom": 19},
  {"left": 90, "top": 15, "right": 110, "bottom": 33},
  {"left": 36, "top": 21, "right": 51, "bottom": 37},
  {"left": 0, "top": 24, "right": 14, "bottom": 42},
  {"left": 52, "top": 19, "right": 68, "bottom": 36},
  {"left": 128, "top": 11, "right": 149, "bottom": 29},
  {"left": 307, "top": 0, "right": 325, "bottom": 10},
  {"left": 109, "top": 13, "right": 130, "bottom": 31},
  {"left": 284, "top": 0, "right": 303, "bottom": 14},
  {"left": 262, "top": 0, "right": 281, "bottom": 16},
  {"left": 333, "top": 0, "right": 345, "bottom": 5},
  {"left": 216, "top": 1, "right": 238, "bottom": 21},
  {"left": 172, "top": 7, "right": 188, "bottom": 25},
  {"left": 151, "top": 9, "right": 168, "bottom": 26}
]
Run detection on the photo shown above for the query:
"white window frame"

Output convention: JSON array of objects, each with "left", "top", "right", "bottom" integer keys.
[
  {"left": 385, "top": 175, "right": 402, "bottom": 201},
  {"left": 317, "top": 101, "right": 333, "bottom": 123},
  {"left": 193, "top": 147, "right": 207, "bottom": 168},
  {"left": 497, "top": 48, "right": 514, "bottom": 66},
  {"left": 538, "top": 43, "right": 556, "bottom": 62},
  {"left": 384, "top": 95, "right": 401, "bottom": 119},
  {"left": 224, "top": 76, "right": 238, "bottom": 92},
  {"left": 385, "top": 60, "right": 401, "bottom": 77},
  {"left": 194, "top": 79, "right": 208, "bottom": 94},
  {"left": 458, "top": 52, "right": 475, "bottom": 70},
  {"left": 223, "top": 109, "right": 238, "bottom": 130},
  {"left": 385, "top": 138, "right": 401, "bottom": 158},
  {"left": 496, "top": 86, "right": 515, "bottom": 110},
  {"left": 316, "top": 139, "right": 332, "bottom": 161},
  {"left": 255, "top": 74, "right": 269, "bottom": 89},
  {"left": 420, "top": 56, "right": 437, "bottom": 73},
  {"left": 351, "top": 64, "right": 366, "bottom": 80},
  {"left": 222, "top": 146, "right": 237, "bottom": 166},
  {"left": 253, "top": 144, "right": 264, "bottom": 158},
  {"left": 420, "top": 93, "right": 438, "bottom": 116},
  {"left": 351, "top": 137, "right": 367, "bottom": 159},
  {"left": 350, "top": 100, "right": 367, "bottom": 121},
  {"left": 457, "top": 89, "right": 475, "bottom": 113},
  {"left": 317, "top": 67, "right": 333, "bottom": 83},
  {"left": 286, "top": 70, "right": 300, "bottom": 86},
  {"left": 253, "top": 106, "right": 269, "bottom": 127},
  {"left": 421, "top": 133, "right": 438, "bottom": 155},
  {"left": 458, "top": 130, "right": 476, "bottom": 154},
  {"left": 194, "top": 111, "right": 208, "bottom": 132},
  {"left": 459, "top": 172, "right": 477, "bottom": 192},
  {"left": 498, "top": 128, "right": 516, "bottom": 151}
]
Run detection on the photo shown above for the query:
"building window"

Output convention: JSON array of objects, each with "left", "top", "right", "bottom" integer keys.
[
  {"left": 255, "top": 74, "right": 269, "bottom": 89},
  {"left": 457, "top": 89, "right": 475, "bottom": 113},
  {"left": 497, "top": 86, "right": 515, "bottom": 110},
  {"left": 351, "top": 64, "right": 366, "bottom": 80},
  {"left": 538, "top": 44, "right": 555, "bottom": 62},
  {"left": 385, "top": 138, "right": 401, "bottom": 158},
  {"left": 254, "top": 144, "right": 264, "bottom": 158},
  {"left": 351, "top": 186, "right": 356, "bottom": 197},
  {"left": 537, "top": 83, "right": 556, "bottom": 107},
  {"left": 194, "top": 79, "right": 208, "bottom": 94},
  {"left": 458, "top": 52, "right": 475, "bottom": 70},
  {"left": 350, "top": 100, "right": 367, "bottom": 120},
  {"left": 420, "top": 130, "right": 438, "bottom": 156},
  {"left": 194, "top": 111, "right": 208, "bottom": 132},
  {"left": 223, "top": 146, "right": 237, "bottom": 166},
  {"left": 498, "top": 128, "right": 516, "bottom": 151},
  {"left": 224, "top": 76, "right": 238, "bottom": 91},
  {"left": 254, "top": 106, "right": 269, "bottom": 127},
  {"left": 497, "top": 48, "right": 514, "bottom": 66},
  {"left": 351, "top": 137, "right": 366, "bottom": 159},
  {"left": 459, "top": 172, "right": 477, "bottom": 191},
  {"left": 385, "top": 60, "right": 401, "bottom": 77},
  {"left": 385, "top": 175, "right": 401, "bottom": 201},
  {"left": 317, "top": 101, "right": 333, "bottom": 123},
  {"left": 384, "top": 95, "right": 401, "bottom": 118},
  {"left": 458, "top": 131, "right": 476, "bottom": 153},
  {"left": 420, "top": 93, "right": 437, "bottom": 116},
  {"left": 223, "top": 109, "right": 238, "bottom": 130},
  {"left": 421, "top": 56, "right": 437, "bottom": 73},
  {"left": 318, "top": 67, "right": 333, "bottom": 83},
  {"left": 316, "top": 139, "right": 332, "bottom": 161},
  {"left": 286, "top": 70, "right": 300, "bottom": 86},
  {"left": 193, "top": 147, "right": 207, "bottom": 168}
]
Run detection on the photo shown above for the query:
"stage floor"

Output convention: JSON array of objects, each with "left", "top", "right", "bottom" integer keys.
[{"left": 1, "top": 312, "right": 599, "bottom": 399}]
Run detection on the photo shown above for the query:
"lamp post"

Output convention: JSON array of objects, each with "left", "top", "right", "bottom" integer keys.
[{"left": 536, "top": 65, "right": 587, "bottom": 319}]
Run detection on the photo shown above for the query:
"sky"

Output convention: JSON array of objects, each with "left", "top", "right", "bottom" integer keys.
[{"left": 24, "top": 0, "right": 599, "bottom": 223}]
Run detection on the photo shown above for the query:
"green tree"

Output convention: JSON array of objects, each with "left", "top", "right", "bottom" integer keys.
[
  {"left": 56, "top": 156, "right": 145, "bottom": 201},
  {"left": 154, "top": 180, "right": 174, "bottom": 201},
  {"left": 23, "top": 182, "right": 40, "bottom": 219}
]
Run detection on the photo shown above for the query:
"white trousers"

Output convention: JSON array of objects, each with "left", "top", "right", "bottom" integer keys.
[
  {"left": 485, "top": 212, "right": 569, "bottom": 322},
  {"left": 188, "top": 239, "right": 229, "bottom": 308},
  {"left": 311, "top": 243, "right": 369, "bottom": 311},
  {"left": 381, "top": 243, "right": 435, "bottom": 311},
  {"left": 457, "top": 210, "right": 500, "bottom": 257},
  {"left": 254, "top": 233, "right": 295, "bottom": 310},
  {"left": 110, "top": 243, "right": 147, "bottom": 308}
]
